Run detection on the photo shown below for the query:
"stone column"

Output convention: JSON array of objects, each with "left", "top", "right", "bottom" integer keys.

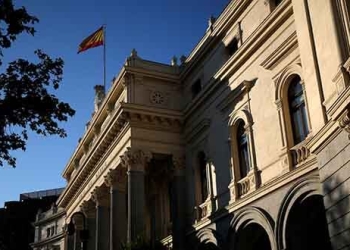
[
  {"left": 92, "top": 186, "right": 110, "bottom": 250},
  {"left": 105, "top": 168, "right": 127, "bottom": 250},
  {"left": 80, "top": 200, "right": 96, "bottom": 250},
  {"left": 120, "top": 148, "right": 151, "bottom": 243},
  {"left": 171, "top": 155, "right": 186, "bottom": 250}
]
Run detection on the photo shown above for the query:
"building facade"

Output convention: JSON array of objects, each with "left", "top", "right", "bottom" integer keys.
[
  {"left": 0, "top": 188, "right": 64, "bottom": 250},
  {"left": 31, "top": 206, "right": 66, "bottom": 250},
  {"left": 57, "top": 0, "right": 350, "bottom": 249}
]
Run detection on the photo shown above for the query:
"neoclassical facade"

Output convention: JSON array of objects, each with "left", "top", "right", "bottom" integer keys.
[
  {"left": 57, "top": 0, "right": 350, "bottom": 249},
  {"left": 31, "top": 205, "right": 66, "bottom": 250}
]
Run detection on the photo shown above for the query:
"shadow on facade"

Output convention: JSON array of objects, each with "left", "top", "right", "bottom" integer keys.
[{"left": 322, "top": 174, "right": 350, "bottom": 250}]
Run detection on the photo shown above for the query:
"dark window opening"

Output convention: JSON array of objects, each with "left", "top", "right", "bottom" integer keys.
[
  {"left": 191, "top": 79, "right": 202, "bottom": 99},
  {"left": 288, "top": 76, "right": 309, "bottom": 145},
  {"left": 237, "top": 121, "right": 250, "bottom": 179},
  {"left": 227, "top": 38, "right": 239, "bottom": 56},
  {"left": 198, "top": 151, "right": 208, "bottom": 203},
  {"left": 275, "top": 0, "right": 283, "bottom": 6}
]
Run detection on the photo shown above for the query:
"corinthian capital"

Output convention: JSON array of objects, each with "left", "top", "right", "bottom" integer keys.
[
  {"left": 120, "top": 147, "right": 152, "bottom": 172},
  {"left": 172, "top": 154, "right": 186, "bottom": 176},
  {"left": 91, "top": 186, "right": 109, "bottom": 207},
  {"left": 80, "top": 200, "right": 95, "bottom": 218},
  {"left": 104, "top": 168, "right": 127, "bottom": 191}
]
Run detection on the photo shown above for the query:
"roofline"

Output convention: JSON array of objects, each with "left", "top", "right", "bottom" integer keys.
[{"left": 180, "top": 0, "right": 249, "bottom": 80}]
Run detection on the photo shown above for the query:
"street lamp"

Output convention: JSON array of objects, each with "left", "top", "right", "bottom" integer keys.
[{"left": 67, "top": 212, "right": 89, "bottom": 250}]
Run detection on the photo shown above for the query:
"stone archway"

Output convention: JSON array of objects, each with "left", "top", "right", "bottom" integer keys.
[
  {"left": 235, "top": 223, "right": 271, "bottom": 250},
  {"left": 228, "top": 207, "right": 276, "bottom": 250},
  {"left": 196, "top": 228, "right": 221, "bottom": 250},
  {"left": 276, "top": 176, "right": 331, "bottom": 250}
]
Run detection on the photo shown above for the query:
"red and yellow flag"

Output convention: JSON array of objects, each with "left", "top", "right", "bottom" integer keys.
[{"left": 78, "top": 26, "right": 104, "bottom": 54}]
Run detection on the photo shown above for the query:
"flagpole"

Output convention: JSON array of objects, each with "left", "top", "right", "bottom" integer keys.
[{"left": 103, "top": 24, "right": 106, "bottom": 92}]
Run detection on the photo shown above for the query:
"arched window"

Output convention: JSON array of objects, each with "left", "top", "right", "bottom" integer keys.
[
  {"left": 198, "top": 151, "right": 208, "bottom": 203},
  {"left": 288, "top": 76, "right": 309, "bottom": 145},
  {"left": 237, "top": 121, "right": 250, "bottom": 179}
]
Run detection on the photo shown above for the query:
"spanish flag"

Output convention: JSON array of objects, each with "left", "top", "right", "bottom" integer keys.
[{"left": 78, "top": 26, "right": 104, "bottom": 54}]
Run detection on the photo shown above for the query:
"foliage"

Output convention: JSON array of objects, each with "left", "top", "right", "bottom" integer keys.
[{"left": 0, "top": 0, "right": 75, "bottom": 167}]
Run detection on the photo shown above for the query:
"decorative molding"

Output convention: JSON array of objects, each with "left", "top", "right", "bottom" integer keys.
[
  {"left": 339, "top": 105, "right": 350, "bottom": 138},
  {"left": 80, "top": 200, "right": 95, "bottom": 218},
  {"left": 222, "top": 21, "right": 242, "bottom": 47},
  {"left": 172, "top": 154, "right": 186, "bottom": 176},
  {"left": 104, "top": 168, "right": 127, "bottom": 191},
  {"left": 261, "top": 31, "right": 298, "bottom": 71},
  {"left": 332, "top": 65, "right": 350, "bottom": 94},
  {"left": 91, "top": 186, "right": 109, "bottom": 207},
  {"left": 120, "top": 147, "right": 152, "bottom": 172},
  {"left": 121, "top": 102, "right": 183, "bottom": 132},
  {"left": 236, "top": 170, "right": 259, "bottom": 197},
  {"left": 217, "top": 78, "right": 257, "bottom": 112},
  {"left": 273, "top": 62, "right": 303, "bottom": 102},
  {"left": 185, "top": 118, "right": 211, "bottom": 143},
  {"left": 149, "top": 90, "right": 165, "bottom": 105}
]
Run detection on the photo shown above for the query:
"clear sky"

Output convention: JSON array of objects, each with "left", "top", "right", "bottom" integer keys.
[{"left": 0, "top": 0, "right": 229, "bottom": 206}]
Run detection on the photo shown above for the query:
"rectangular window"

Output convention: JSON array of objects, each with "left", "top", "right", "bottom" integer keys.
[
  {"left": 227, "top": 38, "right": 239, "bottom": 56},
  {"left": 191, "top": 79, "right": 202, "bottom": 99}
]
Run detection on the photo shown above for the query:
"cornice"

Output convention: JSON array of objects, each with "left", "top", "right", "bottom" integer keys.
[
  {"left": 180, "top": 0, "right": 249, "bottom": 80},
  {"left": 185, "top": 118, "right": 211, "bottom": 143},
  {"left": 57, "top": 107, "right": 129, "bottom": 207},
  {"left": 33, "top": 211, "right": 66, "bottom": 226},
  {"left": 125, "top": 66, "right": 180, "bottom": 83},
  {"left": 121, "top": 102, "right": 183, "bottom": 121},
  {"left": 59, "top": 103, "right": 184, "bottom": 209},
  {"left": 327, "top": 86, "right": 350, "bottom": 119},
  {"left": 214, "top": 0, "right": 293, "bottom": 81},
  {"left": 260, "top": 31, "right": 298, "bottom": 70},
  {"left": 62, "top": 67, "right": 127, "bottom": 178},
  {"left": 66, "top": 124, "right": 131, "bottom": 216},
  {"left": 30, "top": 232, "right": 65, "bottom": 247},
  {"left": 183, "top": 0, "right": 293, "bottom": 120}
]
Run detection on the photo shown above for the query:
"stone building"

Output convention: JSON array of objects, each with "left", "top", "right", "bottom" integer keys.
[
  {"left": 0, "top": 188, "right": 64, "bottom": 250},
  {"left": 57, "top": 0, "right": 350, "bottom": 249},
  {"left": 31, "top": 206, "right": 66, "bottom": 250}
]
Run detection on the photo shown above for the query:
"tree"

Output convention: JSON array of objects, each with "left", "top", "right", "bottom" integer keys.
[{"left": 0, "top": 0, "right": 75, "bottom": 167}]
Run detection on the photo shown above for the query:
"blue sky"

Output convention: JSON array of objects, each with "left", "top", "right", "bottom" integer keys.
[{"left": 0, "top": 0, "right": 229, "bottom": 206}]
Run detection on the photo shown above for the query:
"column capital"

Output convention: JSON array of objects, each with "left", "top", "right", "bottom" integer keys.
[
  {"left": 80, "top": 200, "right": 95, "bottom": 218},
  {"left": 172, "top": 154, "right": 186, "bottom": 176},
  {"left": 91, "top": 186, "right": 109, "bottom": 207},
  {"left": 104, "top": 168, "right": 127, "bottom": 192},
  {"left": 120, "top": 147, "right": 152, "bottom": 172}
]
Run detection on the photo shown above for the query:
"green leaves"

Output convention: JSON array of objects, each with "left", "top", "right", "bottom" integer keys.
[{"left": 0, "top": 0, "right": 75, "bottom": 167}]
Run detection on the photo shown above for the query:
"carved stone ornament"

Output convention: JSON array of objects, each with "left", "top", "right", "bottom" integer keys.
[
  {"left": 339, "top": 106, "right": 350, "bottom": 139},
  {"left": 172, "top": 155, "right": 186, "bottom": 171},
  {"left": 150, "top": 91, "right": 165, "bottom": 105},
  {"left": 120, "top": 147, "right": 152, "bottom": 172},
  {"left": 80, "top": 200, "right": 96, "bottom": 218},
  {"left": 104, "top": 168, "right": 127, "bottom": 191},
  {"left": 91, "top": 186, "right": 109, "bottom": 206}
]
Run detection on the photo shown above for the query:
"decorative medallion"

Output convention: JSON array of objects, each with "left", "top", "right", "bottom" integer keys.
[{"left": 150, "top": 91, "right": 165, "bottom": 105}]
